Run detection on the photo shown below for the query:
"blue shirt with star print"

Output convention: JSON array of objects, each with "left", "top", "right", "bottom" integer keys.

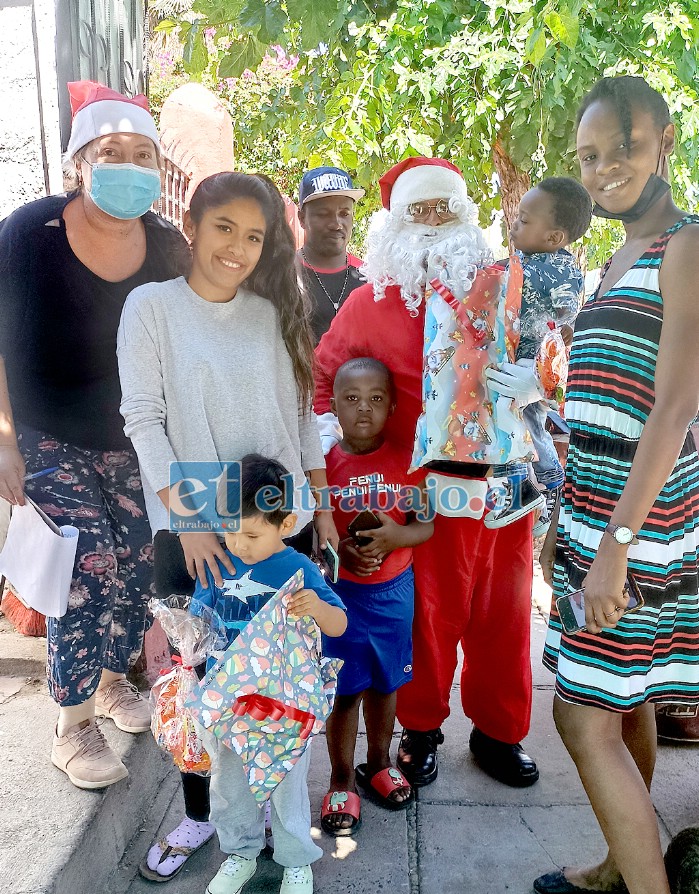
[
  {"left": 515, "top": 248, "right": 584, "bottom": 360},
  {"left": 191, "top": 546, "right": 345, "bottom": 668}
]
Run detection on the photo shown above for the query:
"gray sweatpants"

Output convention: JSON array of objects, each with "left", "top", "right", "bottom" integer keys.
[{"left": 200, "top": 727, "right": 323, "bottom": 867}]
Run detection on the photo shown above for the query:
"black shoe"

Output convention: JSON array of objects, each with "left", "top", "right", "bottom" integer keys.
[
  {"left": 543, "top": 484, "right": 561, "bottom": 517},
  {"left": 397, "top": 727, "right": 444, "bottom": 787},
  {"left": 533, "top": 869, "right": 627, "bottom": 893},
  {"left": 484, "top": 478, "right": 545, "bottom": 529},
  {"left": 656, "top": 703, "right": 699, "bottom": 742},
  {"left": 665, "top": 828, "right": 699, "bottom": 894},
  {"left": 469, "top": 727, "right": 539, "bottom": 787},
  {"left": 533, "top": 484, "right": 561, "bottom": 538}
]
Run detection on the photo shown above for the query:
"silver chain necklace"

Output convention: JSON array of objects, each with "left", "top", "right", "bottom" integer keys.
[{"left": 302, "top": 250, "right": 351, "bottom": 312}]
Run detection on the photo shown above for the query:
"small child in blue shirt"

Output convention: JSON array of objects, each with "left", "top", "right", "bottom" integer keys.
[
  {"left": 192, "top": 468, "right": 345, "bottom": 672},
  {"left": 193, "top": 454, "right": 347, "bottom": 894},
  {"left": 488, "top": 177, "right": 591, "bottom": 534}
]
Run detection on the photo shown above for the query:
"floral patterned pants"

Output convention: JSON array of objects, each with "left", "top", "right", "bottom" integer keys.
[{"left": 17, "top": 425, "right": 154, "bottom": 706}]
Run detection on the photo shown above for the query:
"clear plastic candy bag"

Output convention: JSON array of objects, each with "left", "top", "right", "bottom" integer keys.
[
  {"left": 535, "top": 323, "right": 568, "bottom": 407},
  {"left": 149, "top": 596, "right": 227, "bottom": 775}
]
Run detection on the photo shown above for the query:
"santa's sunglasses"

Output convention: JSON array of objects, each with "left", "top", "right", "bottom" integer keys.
[{"left": 407, "top": 199, "right": 455, "bottom": 222}]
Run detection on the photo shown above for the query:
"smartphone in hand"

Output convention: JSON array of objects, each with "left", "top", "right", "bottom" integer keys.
[
  {"left": 556, "top": 574, "right": 644, "bottom": 635},
  {"left": 311, "top": 526, "right": 339, "bottom": 583},
  {"left": 346, "top": 509, "right": 382, "bottom": 544}
]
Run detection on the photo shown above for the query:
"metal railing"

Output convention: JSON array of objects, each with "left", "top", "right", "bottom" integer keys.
[
  {"left": 153, "top": 154, "right": 305, "bottom": 249},
  {"left": 156, "top": 152, "right": 190, "bottom": 232}
]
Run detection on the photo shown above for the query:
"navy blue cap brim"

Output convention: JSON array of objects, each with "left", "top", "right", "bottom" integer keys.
[{"left": 301, "top": 188, "right": 365, "bottom": 206}]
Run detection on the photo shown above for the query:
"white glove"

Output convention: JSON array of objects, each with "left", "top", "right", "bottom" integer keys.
[
  {"left": 484, "top": 360, "right": 543, "bottom": 407},
  {"left": 317, "top": 411, "right": 343, "bottom": 455}
]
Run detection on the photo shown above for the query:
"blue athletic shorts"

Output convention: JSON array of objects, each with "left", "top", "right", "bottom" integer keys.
[{"left": 329, "top": 566, "right": 414, "bottom": 696}]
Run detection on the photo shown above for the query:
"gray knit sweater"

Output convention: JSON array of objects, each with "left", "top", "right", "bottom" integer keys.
[{"left": 117, "top": 276, "right": 323, "bottom": 534}]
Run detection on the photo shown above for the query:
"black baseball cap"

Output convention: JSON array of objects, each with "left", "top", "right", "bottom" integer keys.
[{"left": 298, "top": 166, "right": 365, "bottom": 206}]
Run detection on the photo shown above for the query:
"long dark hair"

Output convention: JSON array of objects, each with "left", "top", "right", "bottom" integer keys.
[
  {"left": 188, "top": 172, "right": 315, "bottom": 409},
  {"left": 576, "top": 76, "right": 671, "bottom": 153}
]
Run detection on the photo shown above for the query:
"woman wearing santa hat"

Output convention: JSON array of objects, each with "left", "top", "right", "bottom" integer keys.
[
  {"left": 315, "top": 157, "right": 539, "bottom": 804},
  {"left": 0, "top": 82, "right": 190, "bottom": 789}
]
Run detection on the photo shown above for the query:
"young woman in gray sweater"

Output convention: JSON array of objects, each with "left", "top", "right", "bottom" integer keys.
[{"left": 117, "top": 172, "right": 337, "bottom": 883}]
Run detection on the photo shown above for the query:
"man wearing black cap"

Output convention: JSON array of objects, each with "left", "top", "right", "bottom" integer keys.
[{"left": 297, "top": 166, "right": 365, "bottom": 343}]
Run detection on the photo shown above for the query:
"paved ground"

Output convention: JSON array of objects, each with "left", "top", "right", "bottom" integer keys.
[{"left": 2, "top": 565, "right": 699, "bottom": 894}]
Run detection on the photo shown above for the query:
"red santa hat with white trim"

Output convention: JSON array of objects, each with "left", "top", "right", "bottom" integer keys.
[
  {"left": 379, "top": 156, "right": 469, "bottom": 211},
  {"left": 65, "top": 81, "right": 160, "bottom": 160}
]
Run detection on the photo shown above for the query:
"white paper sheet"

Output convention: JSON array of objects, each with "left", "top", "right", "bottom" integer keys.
[
  {"left": 0, "top": 497, "right": 9, "bottom": 552},
  {"left": 0, "top": 501, "right": 79, "bottom": 618}
]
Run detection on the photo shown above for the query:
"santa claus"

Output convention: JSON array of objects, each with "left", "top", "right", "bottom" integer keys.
[{"left": 315, "top": 157, "right": 539, "bottom": 791}]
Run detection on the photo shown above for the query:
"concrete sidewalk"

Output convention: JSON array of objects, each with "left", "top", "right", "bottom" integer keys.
[{"left": 2, "top": 567, "right": 699, "bottom": 894}]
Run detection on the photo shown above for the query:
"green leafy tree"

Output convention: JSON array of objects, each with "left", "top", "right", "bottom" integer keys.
[
  {"left": 155, "top": 0, "right": 699, "bottom": 265},
  {"left": 208, "top": 44, "right": 306, "bottom": 196},
  {"left": 148, "top": 26, "right": 307, "bottom": 194}
]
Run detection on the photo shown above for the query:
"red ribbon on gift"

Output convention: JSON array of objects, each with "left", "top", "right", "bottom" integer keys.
[
  {"left": 429, "top": 277, "right": 490, "bottom": 343},
  {"left": 232, "top": 693, "right": 316, "bottom": 740}
]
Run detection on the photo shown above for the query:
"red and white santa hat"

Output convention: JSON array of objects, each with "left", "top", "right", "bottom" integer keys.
[
  {"left": 65, "top": 81, "right": 160, "bottom": 160},
  {"left": 379, "top": 157, "right": 469, "bottom": 211}
]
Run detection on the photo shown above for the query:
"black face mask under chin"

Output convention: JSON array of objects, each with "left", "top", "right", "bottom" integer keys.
[{"left": 593, "top": 173, "right": 670, "bottom": 223}]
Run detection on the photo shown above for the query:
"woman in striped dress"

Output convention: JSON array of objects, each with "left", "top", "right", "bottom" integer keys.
[{"left": 535, "top": 76, "right": 699, "bottom": 894}]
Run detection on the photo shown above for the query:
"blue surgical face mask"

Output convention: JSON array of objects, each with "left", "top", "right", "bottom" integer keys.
[{"left": 85, "top": 162, "right": 161, "bottom": 220}]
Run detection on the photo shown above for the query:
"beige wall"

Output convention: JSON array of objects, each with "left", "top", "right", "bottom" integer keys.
[{"left": 159, "top": 83, "right": 235, "bottom": 205}]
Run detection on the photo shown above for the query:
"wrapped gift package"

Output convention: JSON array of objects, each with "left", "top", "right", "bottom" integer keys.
[
  {"left": 186, "top": 571, "right": 343, "bottom": 802},
  {"left": 411, "top": 255, "right": 535, "bottom": 470}
]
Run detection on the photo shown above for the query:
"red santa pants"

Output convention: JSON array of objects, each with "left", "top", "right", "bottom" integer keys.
[{"left": 397, "top": 512, "right": 533, "bottom": 744}]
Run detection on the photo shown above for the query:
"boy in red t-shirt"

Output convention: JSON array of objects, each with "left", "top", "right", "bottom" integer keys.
[{"left": 320, "top": 358, "right": 434, "bottom": 837}]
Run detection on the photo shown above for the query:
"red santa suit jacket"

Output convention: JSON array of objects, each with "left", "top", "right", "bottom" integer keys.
[{"left": 315, "top": 279, "right": 534, "bottom": 743}]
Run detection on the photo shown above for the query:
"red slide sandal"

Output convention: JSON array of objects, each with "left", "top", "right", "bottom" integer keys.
[
  {"left": 355, "top": 764, "right": 414, "bottom": 811},
  {"left": 320, "top": 789, "right": 362, "bottom": 837}
]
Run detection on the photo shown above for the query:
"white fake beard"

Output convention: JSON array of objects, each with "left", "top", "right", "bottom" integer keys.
[{"left": 361, "top": 210, "right": 493, "bottom": 315}]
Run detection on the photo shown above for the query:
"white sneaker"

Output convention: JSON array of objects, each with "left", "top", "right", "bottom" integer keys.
[
  {"left": 95, "top": 678, "right": 151, "bottom": 733},
  {"left": 206, "top": 854, "right": 257, "bottom": 894},
  {"left": 280, "top": 865, "right": 313, "bottom": 893}
]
